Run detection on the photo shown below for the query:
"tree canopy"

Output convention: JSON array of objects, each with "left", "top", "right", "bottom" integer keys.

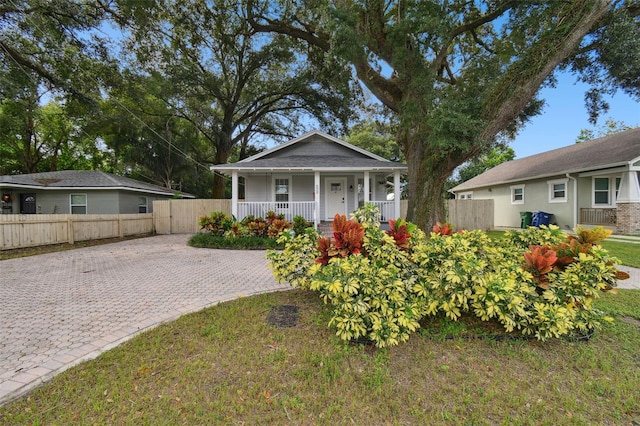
[
  {"left": 112, "top": 0, "right": 360, "bottom": 197},
  {"left": 248, "top": 0, "right": 640, "bottom": 229}
]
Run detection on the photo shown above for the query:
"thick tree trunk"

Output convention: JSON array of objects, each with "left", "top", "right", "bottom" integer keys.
[
  {"left": 401, "top": 131, "right": 455, "bottom": 231},
  {"left": 211, "top": 126, "right": 234, "bottom": 199},
  {"left": 211, "top": 143, "right": 231, "bottom": 199}
]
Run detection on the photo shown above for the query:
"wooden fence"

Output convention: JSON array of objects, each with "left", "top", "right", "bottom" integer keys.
[
  {"left": 153, "top": 199, "right": 231, "bottom": 234},
  {"left": 446, "top": 199, "right": 494, "bottom": 231},
  {"left": 0, "top": 213, "right": 153, "bottom": 250}
]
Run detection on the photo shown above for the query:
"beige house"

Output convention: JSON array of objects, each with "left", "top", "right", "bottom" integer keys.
[
  {"left": 211, "top": 130, "right": 407, "bottom": 228},
  {"left": 0, "top": 170, "right": 193, "bottom": 215},
  {"left": 451, "top": 128, "right": 640, "bottom": 234}
]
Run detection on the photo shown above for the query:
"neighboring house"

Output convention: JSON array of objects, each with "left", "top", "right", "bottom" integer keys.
[
  {"left": 211, "top": 130, "right": 408, "bottom": 228},
  {"left": 450, "top": 127, "right": 640, "bottom": 234},
  {"left": 0, "top": 170, "right": 194, "bottom": 215}
]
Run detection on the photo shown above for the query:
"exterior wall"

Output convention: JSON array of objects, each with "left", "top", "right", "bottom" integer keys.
[
  {"left": 292, "top": 175, "right": 314, "bottom": 201},
  {"left": 0, "top": 189, "right": 172, "bottom": 215},
  {"left": 34, "top": 191, "right": 71, "bottom": 214},
  {"left": 616, "top": 203, "right": 640, "bottom": 234},
  {"left": 470, "top": 175, "right": 575, "bottom": 230},
  {"left": 577, "top": 176, "right": 593, "bottom": 210},
  {"left": 244, "top": 174, "right": 271, "bottom": 201},
  {"left": 88, "top": 191, "right": 120, "bottom": 214},
  {"left": 243, "top": 172, "right": 393, "bottom": 220}
]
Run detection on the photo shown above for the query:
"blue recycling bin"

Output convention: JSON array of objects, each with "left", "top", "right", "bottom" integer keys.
[{"left": 531, "top": 211, "right": 552, "bottom": 227}]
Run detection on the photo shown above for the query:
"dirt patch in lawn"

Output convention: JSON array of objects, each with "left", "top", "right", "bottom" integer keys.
[{"left": 0, "top": 234, "right": 154, "bottom": 260}]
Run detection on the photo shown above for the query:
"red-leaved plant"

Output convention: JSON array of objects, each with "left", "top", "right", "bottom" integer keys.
[
  {"left": 316, "top": 214, "right": 365, "bottom": 265},
  {"left": 387, "top": 218, "right": 413, "bottom": 250},
  {"left": 432, "top": 221, "right": 461, "bottom": 236},
  {"left": 522, "top": 245, "right": 558, "bottom": 290}
]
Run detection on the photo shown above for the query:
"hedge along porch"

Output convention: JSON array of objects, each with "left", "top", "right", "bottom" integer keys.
[{"left": 211, "top": 131, "right": 407, "bottom": 229}]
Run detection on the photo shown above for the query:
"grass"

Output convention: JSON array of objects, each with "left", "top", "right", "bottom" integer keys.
[
  {"left": 1, "top": 288, "right": 639, "bottom": 425},
  {"left": 600, "top": 240, "right": 640, "bottom": 268}
]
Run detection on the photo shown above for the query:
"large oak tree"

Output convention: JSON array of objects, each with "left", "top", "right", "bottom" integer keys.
[
  {"left": 115, "top": 0, "right": 359, "bottom": 197},
  {"left": 247, "top": 0, "right": 640, "bottom": 230}
]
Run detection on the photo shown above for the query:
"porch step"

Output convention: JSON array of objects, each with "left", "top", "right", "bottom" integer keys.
[{"left": 317, "top": 221, "right": 333, "bottom": 236}]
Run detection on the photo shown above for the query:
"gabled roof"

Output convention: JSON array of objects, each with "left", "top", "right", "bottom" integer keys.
[
  {"left": 452, "top": 127, "right": 640, "bottom": 192},
  {"left": 212, "top": 130, "right": 407, "bottom": 173},
  {"left": 0, "top": 170, "right": 194, "bottom": 198}
]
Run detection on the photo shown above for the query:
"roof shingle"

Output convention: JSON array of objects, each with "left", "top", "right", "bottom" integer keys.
[
  {"left": 0, "top": 170, "right": 190, "bottom": 196},
  {"left": 452, "top": 127, "right": 640, "bottom": 191}
]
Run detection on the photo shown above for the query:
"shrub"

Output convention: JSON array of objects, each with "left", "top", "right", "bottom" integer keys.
[
  {"left": 268, "top": 210, "right": 622, "bottom": 347},
  {"left": 189, "top": 234, "right": 284, "bottom": 250},
  {"left": 504, "top": 224, "right": 566, "bottom": 249},
  {"left": 292, "top": 215, "right": 313, "bottom": 236},
  {"left": 199, "top": 212, "right": 233, "bottom": 236}
]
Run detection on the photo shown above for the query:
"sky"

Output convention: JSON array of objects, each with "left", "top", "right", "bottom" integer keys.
[{"left": 509, "top": 71, "right": 639, "bottom": 160}]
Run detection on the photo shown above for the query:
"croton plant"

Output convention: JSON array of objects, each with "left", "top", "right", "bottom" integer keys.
[{"left": 268, "top": 205, "right": 627, "bottom": 347}]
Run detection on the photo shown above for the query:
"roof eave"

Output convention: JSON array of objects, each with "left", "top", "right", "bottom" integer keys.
[
  {"left": 211, "top": 166, "right": 407, "bottom": 175},
  {"left": 0, "top": 183, "right": 190, "bottom": 198},
  {"left": 451, "top": 161, "right": 634, "bottom": 192}
]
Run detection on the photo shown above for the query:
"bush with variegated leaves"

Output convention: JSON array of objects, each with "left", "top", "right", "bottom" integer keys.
[{"left": 268, "top": 204, "right": 623, "bottom": 347}]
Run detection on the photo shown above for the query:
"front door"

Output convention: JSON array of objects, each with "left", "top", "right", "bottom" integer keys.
[
  {"left": 20, "top": 193, "right": 36, "bottom": 214},
  {"left": 325, "top": 178, "right": 347, "bottom": 220}
]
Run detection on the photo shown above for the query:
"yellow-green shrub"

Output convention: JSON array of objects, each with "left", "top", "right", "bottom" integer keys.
[{"left": 268, "top": 209, "right": 621, "bottom": 347}]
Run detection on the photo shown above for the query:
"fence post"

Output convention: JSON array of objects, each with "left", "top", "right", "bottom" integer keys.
[
  {"left": 118, "top": 216, "right": 124, "bottom": 237},
  {"left": 67, "top": 216, "right": 74, "bottom": 244}
]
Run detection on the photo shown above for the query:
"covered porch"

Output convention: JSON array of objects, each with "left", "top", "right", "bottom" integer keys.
[
  {"left": 210, "top": 130, "right": 408, "bottom": 229},
  {"left": 229, "top": 170, "right": 403, "bottom": 229}
]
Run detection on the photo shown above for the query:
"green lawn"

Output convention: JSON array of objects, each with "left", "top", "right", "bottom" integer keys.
[
  {"left": 600, "top": 240, "right": 640, "bottom": 268},
  {"left": 1, "top": 289, "right": 639, "bottom": 425}
]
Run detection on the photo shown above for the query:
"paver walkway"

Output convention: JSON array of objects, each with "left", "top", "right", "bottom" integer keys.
[
  {"left": 0, "top": 234, "right": 289, "bottom": 406},
  {"left": 0, "top": 234, "right": 638, "bottom": 407}
]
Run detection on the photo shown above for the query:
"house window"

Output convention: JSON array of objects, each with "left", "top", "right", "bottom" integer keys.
[
  {"left": 548, "top": 179, "right": 568, "bottom": 203},
  {"left": 70, "top": 194, "right": 87, "bottom": 214},
  {"left": 615, "top": 177, "right": 621, "bottom": 201},
  {"left": 138, "top": 196, "right": 148, "bottom": 213},
  {"left": 593, "top": 177, "right": 610, "bottom": 206},
  {"left": 510, "top": 185, "right": 525, "bottom": 205},
  {"left": 458, "top": 192, "right": 473, "bottom": 200},
  {"left": 274, "top": 178, "right": 289, "bottom": 208}
]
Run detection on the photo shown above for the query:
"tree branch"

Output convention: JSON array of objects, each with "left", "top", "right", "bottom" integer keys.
[{"left": 480, "top": 0, "right": 612, "bottom": 141}]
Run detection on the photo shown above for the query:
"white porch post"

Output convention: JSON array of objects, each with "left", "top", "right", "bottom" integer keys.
[
  {"left": 314, "top": 171, "right": 320, "bottom": 229},
  {"left": 364, "top": 171, "right": 370, "bottom": 204},
  {"left": 394, "top": 170, "right": 401, "bottom": 219},
  {"left": 231, "top": 170, "right": 238, "bottom": 219},
  {"left": 617, "top": 170, "right": 640, "bottom": 203}
]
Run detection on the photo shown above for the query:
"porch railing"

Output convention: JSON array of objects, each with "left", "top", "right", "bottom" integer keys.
[
  {"left": 369, "top": 201, "right": 396, "bottom": 222},
  {"left": 238, "top": 201, "right": 315, "bottom": 222},
  {"left": 579, "top": 208, "right": 617, "bottom": 225}
]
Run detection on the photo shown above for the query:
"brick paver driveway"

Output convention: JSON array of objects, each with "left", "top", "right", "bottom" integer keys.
[{"left": 0, "top": 234, "right": 290, "bottom": 406}]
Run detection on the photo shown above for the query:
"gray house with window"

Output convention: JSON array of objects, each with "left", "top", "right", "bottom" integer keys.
[
  {"left": 450, "top": 128, "right": 640, "bottom": 234},
  {"left": 211, "top": 130, "right": 407, "bottom": 228},
  {"left": 0, "top": 170, "right": 193, "bottom": 215}
]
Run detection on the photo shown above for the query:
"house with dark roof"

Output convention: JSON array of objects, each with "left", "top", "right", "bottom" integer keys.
[
  {"left": 0, "top": 170, "right": 194, "bottom": 215},
  {"left": 450, "top": 127, "right": 640, "bottom": 234},
  {"left": 211, "top": 130, "right": 408, "bottom": 228}
]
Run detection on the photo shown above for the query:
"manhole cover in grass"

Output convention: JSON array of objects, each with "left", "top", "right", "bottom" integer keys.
[{"left": 266, "top": 305, "right": 299, "bottom": 328}]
